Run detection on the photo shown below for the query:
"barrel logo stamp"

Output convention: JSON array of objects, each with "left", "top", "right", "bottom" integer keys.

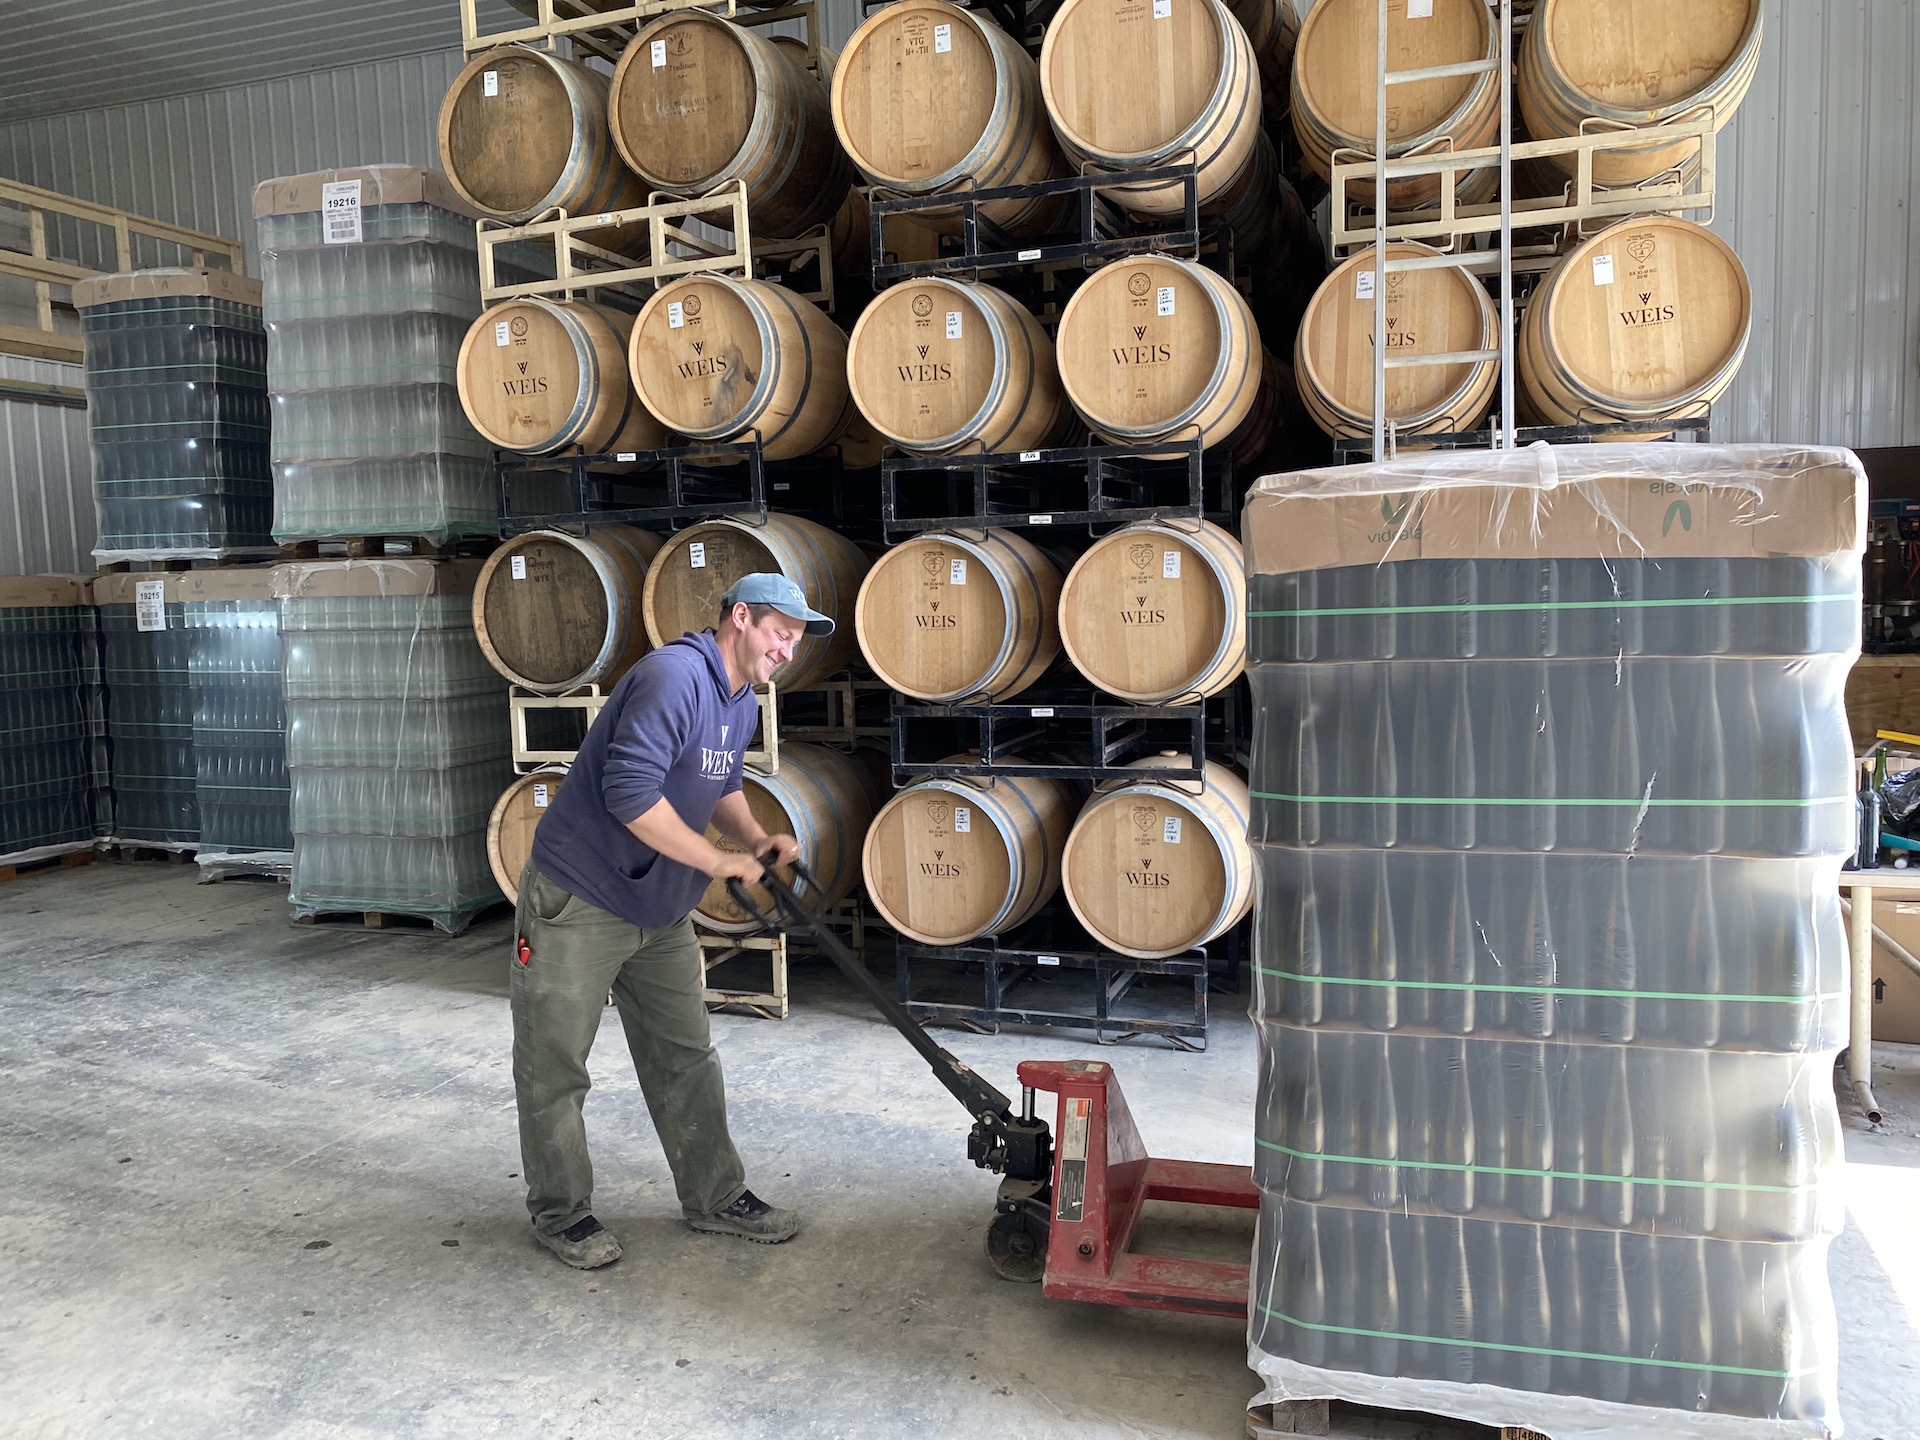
[
  {"left": 501, "top": 359, "right": 549, "bottom": 398},
  {"left": 509, "top": 316, "right": 528, "bottom": 338},
  {"left": 1617, "top": 288, "right": 1676, "bottom": 329},
  {"left": 1127, "top": 272, "right": 1151, "bottom": 297},
  {"left": 1625, "top": 234, "right": 1657, "bottom": 265},
  {"left": 912, "top": 294, "right": 934, "bottom": 318},
  {"left": 1131, "top": 805, "right": 1156, "bottom": 832},
  {"left": 1124, "top": 857, "right": 1170, "bottom": 887},
  {"left": 1127, "top": 543, "right": 1153, "bottom": 572},
  {"left": 682, "top": 294, "right": 702, "bottom": 319},
  {"left": 925, "top": 800, "right": 950, "bottom": 828}
]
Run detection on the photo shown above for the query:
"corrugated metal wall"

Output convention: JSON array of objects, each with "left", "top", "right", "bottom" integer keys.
[
  {"left": 1714, "top": 0, "right": 1920, "bottom": 449},
  {"left": 0, "top": 356, "right": 92, "bottom": 575}
]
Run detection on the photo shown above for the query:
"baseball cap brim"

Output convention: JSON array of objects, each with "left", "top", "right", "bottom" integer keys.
[{"left": 774, "top": 602, "right": 835, "bottom": 638}]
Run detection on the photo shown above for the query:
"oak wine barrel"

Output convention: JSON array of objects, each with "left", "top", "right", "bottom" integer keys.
[
  {"left": 845, "top": 277, "right": 1068, "bottom": 455},
  {"left": 488, "top": 765, "right": 569, "bottom": 904},
  {"left": 641, "top": 513, "right": 869, "bottom": 690},
  {"left": 610, "top": 12, "right": 853, "bottom": 240},
  {"left": 1229, "top": 0, "right": 1299, "bottom": 130},
  {"left": 1293, "top": 242, "right": 1500, "bottom": 440},
  {"left": 1518, "top": 0, "right": 1762, "bottom": 188},
  {"left": 473, "top": 525, "right": 665, "bottom": 693},
  {"left": 1291, "top": 0, "right": 1502, "bottom": 209},
  {"left": 1061, "top": 756, "right": 1253, "bottom": 959},
  {"left": 457, "top": 298, "right": 667, "bottom": 455},
  {"left": 855, "top": 530, "right": 1063, "bottom": 704},
  {"left": 1054, "top": 254, "right": 1262, "bottom": 452},
  {"left": 832, "top": 0, "right": 1067, "bottom": 237},
  {"left": 1058, "top": 520, "right": 1245, "bottom": 704},
  {"left": 630, "top": 274, "right": 852, "bottom": 460},
  {"left": 1516, "top": 215, "right": 1751, "bottom": 430},
  {"left": 694, "top": 742, "right": 882, "bottom": 933},
  {"left": 438, "top": 49, "right": 645, "bottom": 246},
  {"left": 862, "top": 766, "right": 1077, "bottom": 945},
  {"left": 1040, "top": 0, "right": 1262, "bottom": 218}
]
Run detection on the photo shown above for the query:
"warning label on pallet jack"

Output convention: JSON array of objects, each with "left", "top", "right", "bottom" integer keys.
[{"left": 1056, "top": 1096, "right": 1090, "bottom": 1223}]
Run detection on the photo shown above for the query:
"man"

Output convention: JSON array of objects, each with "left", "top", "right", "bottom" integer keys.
[{"left": 510, "top": 572, "right": 826, "bottom": 1270}]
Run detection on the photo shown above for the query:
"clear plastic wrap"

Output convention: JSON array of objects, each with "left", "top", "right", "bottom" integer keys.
[
  {"left": 253, "top": 166, "right": 493, "bottom": 543},
  {"left": 271, "top": 559, "right": 509, "bottom": 933},
  {"left": 74, "top": 270, "right": 275, "bottom": 561},
  {"left": 1241, "top": 444, "right": 1864, "bottom": 1440},
  {"left": 92, "top": 573, "right": 200, "bottom": 846},
  {"left": 182, "top": 571, "right": 291, "bottom": 857},
  {"left": 0, "top": 577, "right": 99, "bottom": 861}
]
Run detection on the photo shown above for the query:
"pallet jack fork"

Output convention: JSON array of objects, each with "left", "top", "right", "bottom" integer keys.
[{"left": 731, "top": 863, "right": 1258, "bottom": 1320}]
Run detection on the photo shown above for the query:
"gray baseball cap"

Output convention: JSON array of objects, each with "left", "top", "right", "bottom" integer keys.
[{"left": 722, "top": 572, "right": 834, "bottom": 637}]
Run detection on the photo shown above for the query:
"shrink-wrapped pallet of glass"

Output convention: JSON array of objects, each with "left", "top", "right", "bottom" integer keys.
[
  {"left": 0, "top": 576, "right": 100, "bottom": 862},
  {"left": 73, "top": 268, "right": 274, "bottom": 562},
  {"left": 273, "top": 559, "right": 509, "bottom": 932},
  {"left": 1242, "top": 446, "right": 1864, "bottom": 1440},
  {"left": 181, "top": 568, "right": 292, "bottom": 874},
  {"left": 94, "top": 572, "right": 201, "bottom": 846},
  {"left": 254, "top": 166, "right": 494, "bottom": 543}
]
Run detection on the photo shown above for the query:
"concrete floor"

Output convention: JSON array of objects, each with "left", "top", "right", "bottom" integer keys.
[{"left": 1, "top": 859, "right": 1917, "bottom": 1440}]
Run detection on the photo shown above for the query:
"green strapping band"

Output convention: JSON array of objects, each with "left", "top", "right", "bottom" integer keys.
[
  {"left": 1254, "top": 1304, "right": 1796, "bottom": 1379},
  {"left": 1252, "top": 1137, "right": 1798, "bottom": 1195},
  {"left": 1250, "top": 790, "right": 1847, "bottom": 809},
  {"left": 1249, "top": 594, "right": 1852, "bottom": 619},
  {"left": 1253, "top": 966, "right": 1844, "bottom": 1007}
]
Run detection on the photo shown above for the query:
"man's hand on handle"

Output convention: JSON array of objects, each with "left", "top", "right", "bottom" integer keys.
[{"left": 708, "top": 850, "right": 768, "bottom": 885}]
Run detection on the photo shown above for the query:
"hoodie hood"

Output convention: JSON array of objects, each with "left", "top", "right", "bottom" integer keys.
[{"left": 672, "top": 628, "right": 745, "bottom": 701}]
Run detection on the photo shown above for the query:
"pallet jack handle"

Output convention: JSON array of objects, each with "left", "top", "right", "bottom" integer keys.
[{"left": 727, "top": 859, "right": 1052, "bottom": 1183}]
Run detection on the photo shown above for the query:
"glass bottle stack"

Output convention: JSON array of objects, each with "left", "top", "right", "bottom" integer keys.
[
  {"left": 182, "top": 569, "right": 292, "bottom": 862},
  {"left": 93, "top": 572, "right": 199, "bottom": 845},
  {"left": 1242, "top": 447, "right": 1863, "bottom": 1439},
  {"left": 274, "top": 559, "right": 509, "bottom": 932},
  {"left": 0, "top": 576, "right": 99, "bottom": 859},
  {"left": 254, "top": 166, "right": 493, "bottom": 543},
  {"left": 72, "top": 268, "right": 273, "bottom": 560}
]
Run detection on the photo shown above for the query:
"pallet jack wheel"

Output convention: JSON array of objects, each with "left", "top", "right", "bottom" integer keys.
[{"left": 986, "top": 1208, "right": 1048, "bottom": 1283}]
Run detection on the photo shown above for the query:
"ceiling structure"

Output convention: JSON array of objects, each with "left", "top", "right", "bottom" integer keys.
[{"left": 0, "top": 0, "right": 527, "bottom": 124}]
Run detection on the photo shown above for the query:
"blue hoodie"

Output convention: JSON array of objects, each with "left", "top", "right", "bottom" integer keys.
[{"left": 530, "top": 630, "right": 761, "bottom": 930}]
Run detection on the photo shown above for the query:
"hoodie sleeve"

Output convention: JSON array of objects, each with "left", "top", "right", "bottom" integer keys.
[{"left": 601, "top": 657, "right": 698, "bottom": 825}]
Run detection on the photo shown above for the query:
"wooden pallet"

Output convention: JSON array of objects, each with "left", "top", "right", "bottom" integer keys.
[
  {"left": 99, "top": 843, "right": 196, "bottom": 864},
  {"left": 292, "top": 908, "right": 484, "bottom": 935},
  {"left": 1250, "top": 1400, "right": 1551, "bottom": 1440},
  {"left": 274, "top": 537, "right": 498, "bottom": 562},
  {"left": 0, "top": 849, "right": 93, "bottom": 884},
  {"left": 96, "top": 552, "right": 278, "bottom": 573},
  {"left": 458, "top": 0, "right": 825, "bottom": 71}
]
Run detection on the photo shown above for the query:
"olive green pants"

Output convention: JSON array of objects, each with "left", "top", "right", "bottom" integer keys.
[{"left": 510, "top": 861, "right": 746, "bottom": 1237}]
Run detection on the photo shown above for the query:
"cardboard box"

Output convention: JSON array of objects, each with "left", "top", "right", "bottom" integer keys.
[
  {"left": 90, "top": 571, "right": 183, "bottom": 607},
  {"left": 1242, "top": 445, "right": 1866, "bottom": 576},
  {"left": 0, "top": 575, "right": 90, "bottom": 608},
  {"left": 176, "top": 567, "right": 278, "bottom": 603},
  {"left": 251, "top": 165, "right": 481, "bottom": 221},
  {"left": 269, "top": 557, "right": 484, "bottom": 601},
  {"left": 70, "top": 266, "right": 260, "bottom": 310},
  {"left": 1868, "top": 898, "right": 1920, "bottom": 1045}
]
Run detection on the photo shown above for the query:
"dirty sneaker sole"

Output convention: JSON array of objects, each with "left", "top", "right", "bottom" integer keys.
[
  {"left": 687, "top": 1215, "right": 799, "bottom": 1244},
  {"left": 534, "top": 1228, "right": 623, "bottom": 1269}
]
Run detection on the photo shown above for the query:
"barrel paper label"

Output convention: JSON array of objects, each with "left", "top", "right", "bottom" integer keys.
[
  {"left": 1153, "top": 0, "right": 1171, "bottom": 16},
  {"left": 1156, "top": 286, "right": 1176, "bottom": 316},
  {"left": 533, "top": 783, "right": 549, "bottom": 807},
  {"left": 668, "top": 301, "right": 686, "bottom": 329},
  {"left": 933, "top": 22, "right": 951, "bottom": 51},
  {"left": 949, "top": 557, "right": 967, "bottom": 585},
  {"left": 483, "top": 70, "right": 498, "bottom": 96},
  {"left": 1355, "top": 269, "right": 1377, "bottom": 300},
  {"left": 651, "top": 39, "right": 667, "bottom": 66},
  {"left": 511, "top": 555, "right": 527, "bottom": 579},
  {"left": 321, "top": 179, "right": 362, "bottom": 245},
  {"left": 1163, "top": 815, "right": 1182, "bottom": 844},
  {"left": 689, "top": 542, "right": 706, "bottom": 568},
  {"left": 494, "top": 320, "right": 510, "bottom": 347},
  {"left": 945, "top": 311, "right": 963, "bottom": 339},
  {"left": 135, "top": 579, "right": 166, "bottom": 632},
  {"left": 1408, "top": 0, "right": 1433, "bottom": 16},
  {"left": 1592, "top": 254, "right": 1615, "bottom": 286},
  {"left": 1163, "top": 550, "right": 1181, "bottom": 579},
  {"left": 953, "top": 806, "right": 971, "bottom": 833}
]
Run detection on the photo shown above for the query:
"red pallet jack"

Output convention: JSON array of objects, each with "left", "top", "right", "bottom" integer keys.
[{"left": 731, "top": 863, "right": 1258, "bottom": 1319}]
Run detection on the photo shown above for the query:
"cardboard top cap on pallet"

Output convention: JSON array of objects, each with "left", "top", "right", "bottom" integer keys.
[
  {"left": 70, "top": 266, "right": 261, "bottom": 311},
  {"left": 0, "top": 574, "right": 91, "bottom": 608},
  {"left": 251, "top": 165, "right": 484, "bottom": 222},
  {"left": 91, "top": 571, "right": 182, "bottom": 605},
  {"left": 176, "top": 566, "right": 278, "bottom": 602},
  {"left": 1242, "top": 444, "right": 1868, "bottom": 577},
  {"left": 270, "top": 557, "right": 485, "bottom": 601}
]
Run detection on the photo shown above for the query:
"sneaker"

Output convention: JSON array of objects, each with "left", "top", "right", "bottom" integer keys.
[
  {"left": 534, "top": 1214, "right": 622, "bottom": 1269},
  {"left": 687, "top": 1189, "right": 799, "bottom": 1244}
]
